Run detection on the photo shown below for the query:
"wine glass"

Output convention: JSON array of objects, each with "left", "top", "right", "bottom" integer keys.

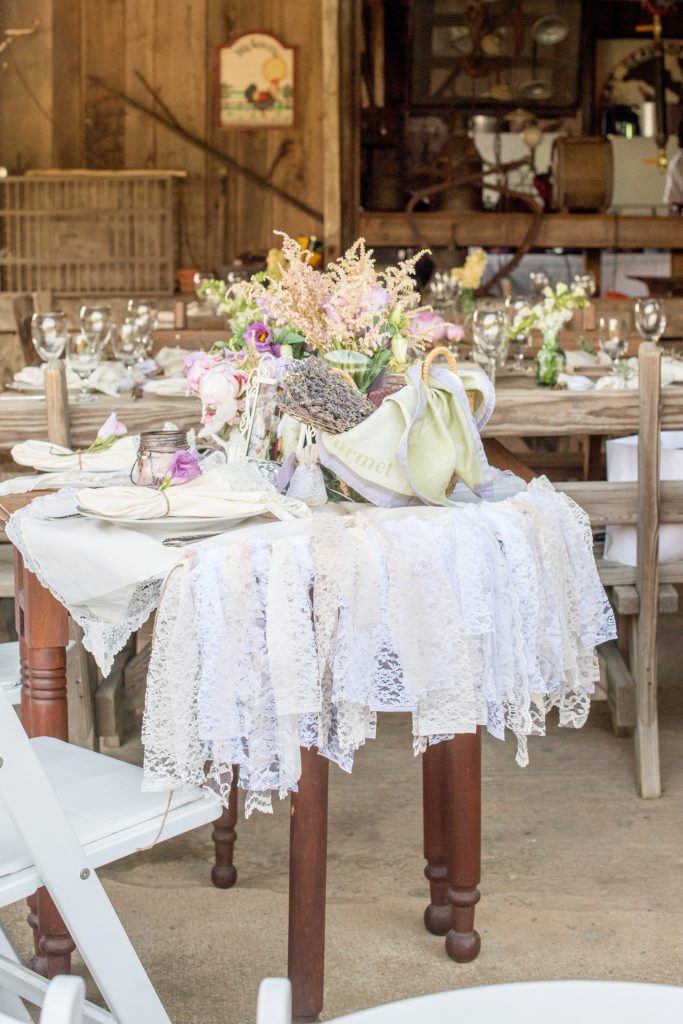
[
  {"left": 110, "top": 319, "right": 145, "bottom": 368},
  {"left": 634, "top": 298, "right": 666, "bottom": 346},
  {"left": 529, "top": 271, "right": 550, "bottom": 296},
  {"left": 79, "top": 305, "right": 112, "bottom": 346},
  {"left": 504, "top": 296, "right": 532, "bottom": 373},
  {"left": 572, "top": 271, "right": 597, "bottom": 298},
  {"left": 472, "top": 309, "right": 508, "bottom": 386},
  {"left": 598, "top": 315, "right": 629, "bottom": 368},
  {"left": 66, "top": 334, "right": 103, "bottom": 402},
  {"left": 126, "top": 299, "right": 157, "bottom": 355},
  {"left": 31, "top": 312, "right": 68, "bottom": 363}
]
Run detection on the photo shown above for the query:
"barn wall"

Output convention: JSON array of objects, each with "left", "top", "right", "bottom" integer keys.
[{"left": 0, "top": 0, "right": 324, "bottom": 271}]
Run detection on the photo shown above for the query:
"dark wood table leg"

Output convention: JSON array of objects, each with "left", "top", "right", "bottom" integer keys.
[
  {"left": 444, "top": 729, "right": 482, "bottom": 963},
  {"left": 211, "top": 766, "right": 239, "bottom": 889},
  {"left": 21, "top": 562, "right": 75, "bottom": 977},
  {"left": 14, "top": 551, "right": 45, "bottom": 974},
  {"left": 422, "top": 742, "right": 450, "bottom": 936},
  {"left": 288, "top": 747, "right": 329, "bottom": 1024}
]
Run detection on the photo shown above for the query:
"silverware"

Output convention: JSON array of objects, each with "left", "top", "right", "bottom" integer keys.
[{"left": 162, "top": 532, "right": 220, "bottom": 547}]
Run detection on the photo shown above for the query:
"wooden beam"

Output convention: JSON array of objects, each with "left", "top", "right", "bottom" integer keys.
[
  {"left": 358, "top": 211, "right": 683, "bottom": 251},
  {"left": 600, "top": 640, "right": 636, "bottom": 738},
  {"left": 321, "top": 0, "right": 342, "bottom": 262}
]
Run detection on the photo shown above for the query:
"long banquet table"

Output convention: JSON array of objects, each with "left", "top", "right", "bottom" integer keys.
[{"left": 3, "top": 382, "right": 683, "bottom": 455}]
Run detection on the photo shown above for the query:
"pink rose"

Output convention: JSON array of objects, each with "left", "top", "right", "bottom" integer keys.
[
  {"left": 198, "top": 366, "right": 245, "bottom": 437},
  {"left": 185, "top": 353, "right": 225, "bottom": 396}
]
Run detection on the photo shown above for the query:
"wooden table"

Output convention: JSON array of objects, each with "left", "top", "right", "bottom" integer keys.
[
  {"left": 0, "top": 393, "right": 201, "bottom": 453},
  {"left": 1, "top": 493, "right": 481, "bottom": 1023}
]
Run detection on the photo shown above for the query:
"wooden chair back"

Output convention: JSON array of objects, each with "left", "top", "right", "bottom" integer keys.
[{"left": 553, "top": 343, "right": 683, "bottom": 799}]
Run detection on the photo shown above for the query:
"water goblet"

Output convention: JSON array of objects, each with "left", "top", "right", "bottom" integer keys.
[
  {"left": 598, "top": 315, "right": 629, "bottom": 369},
  {"left": 31, "top": 312, "right": 68, "bottom": 364},
  {"left": 79, "top": 305, "right": 112, "bottom": 346},
  {"left": 111, "top": 319, "right": 145, "bottom": 369},
  {"left": 472, "top": 309, "right": 508, "bottom": 387},
  {"left": 529, "top": 271, "right": 550, "bottom": 296},
  {"left": 66, "top": 334, "right": 103, "bottom": 402},
  {"left": 504, "top": 296, "right": 532, "bottom": 373},
  {"left": 126, "top": 299, "right": 157, "bottom": 355},
  {"left": 634, "top": 298, "right": 666, "bottom": 346}
]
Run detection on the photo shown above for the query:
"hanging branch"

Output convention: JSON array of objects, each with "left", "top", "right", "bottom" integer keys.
[{"left": 88, "top": 73, "right": 323, "bottom": 224}]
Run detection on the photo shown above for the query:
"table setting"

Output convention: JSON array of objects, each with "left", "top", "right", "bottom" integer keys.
[{"left": 4, "top": 235, "right": 616, "bottom": 795}]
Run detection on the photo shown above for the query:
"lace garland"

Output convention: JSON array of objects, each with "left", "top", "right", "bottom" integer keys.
[{"left": 142, "top": 478, "right": 616, "bottom": 815}]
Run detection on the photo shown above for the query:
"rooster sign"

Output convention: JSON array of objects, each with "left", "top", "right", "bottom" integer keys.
[{"left": 218, "top": 32, "right": 295, "bottom": 128}]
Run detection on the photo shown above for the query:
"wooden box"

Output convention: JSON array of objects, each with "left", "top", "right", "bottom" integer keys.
[{"left": 0, "top": 170, "right": 185, "bottom": 297}]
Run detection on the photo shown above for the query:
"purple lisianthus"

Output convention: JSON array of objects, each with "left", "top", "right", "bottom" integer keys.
[
  {"left": 162, "top": 449, "right": 202, "bottom": 489},
  {"left": 244, "top": 320, "right": 281, "bottom": 357},
  {"left": 361, "top": 286, "right": 390, "bottom": 314},
  {"left": 97, "top": 412, "right": 127, "bottom": 440}
]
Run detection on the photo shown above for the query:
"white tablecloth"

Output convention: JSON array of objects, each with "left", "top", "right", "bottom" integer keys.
[{"left": 6, "top": 476, "right": 616, "bottom": 815}]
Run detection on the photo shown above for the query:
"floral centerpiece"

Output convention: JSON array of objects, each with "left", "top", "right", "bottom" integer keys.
[
  {"left": 184, "top": 350, "right": 250, "bottom": 447},
  {"left": 508, "top": 281, "right": 589, "bottom": 387},
  {"left": 238, "top": 233, "right": 433, "bottom": 393},
  {"left": 450, "top": 247, "right": 488, "bottom": 315}
]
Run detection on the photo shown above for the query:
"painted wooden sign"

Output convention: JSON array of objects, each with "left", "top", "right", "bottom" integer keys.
[{"left": 218, "top": 32, "right": 295, "bottom": 129}]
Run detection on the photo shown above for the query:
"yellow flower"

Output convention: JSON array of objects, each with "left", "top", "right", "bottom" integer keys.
[{"left": 450, "top": 248, "right": 487, "bottom": 290}]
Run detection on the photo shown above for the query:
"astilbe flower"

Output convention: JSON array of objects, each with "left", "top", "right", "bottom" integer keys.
[{"left": 242, "top": 233, "right": 434, "bottom": 357}]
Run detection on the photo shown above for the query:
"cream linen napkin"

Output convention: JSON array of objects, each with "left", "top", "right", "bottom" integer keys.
[
  {"left": 565, "top": 350, "right": 612, "bottom": 371},
  {"left": 13, "top": 366, "right": 81, "bottom": 390},
  {"left": 142, "top": 377, "right": 188, "bottom": 397},
  {"left": 155, "top": 347, "right": 194, "bottom": 378},
  {"left": 11, "top": 434, "right": 138, "bottom": 473},
  {"left": 77, "top": 465, "right": 312, "bottom": 521}
]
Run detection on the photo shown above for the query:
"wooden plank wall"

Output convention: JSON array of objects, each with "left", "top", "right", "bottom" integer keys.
[{"left": 0, "top": 0, "right": 324, "bottom": 272}]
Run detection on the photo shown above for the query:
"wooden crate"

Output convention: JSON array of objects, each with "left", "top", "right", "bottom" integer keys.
[{"left": 0, "top": 170, "right": 185, "bottom": 297}]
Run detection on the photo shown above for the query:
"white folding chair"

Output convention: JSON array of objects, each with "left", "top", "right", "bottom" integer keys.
[
  {"left": 257, "top": 979, "right": 683, "bottom": 1024},
  {"left": 0, "top": 691, "right": 223, "bottom": 1023},
  {"left": 38, "top": 976, "right": 85, "bottom": 1024}
]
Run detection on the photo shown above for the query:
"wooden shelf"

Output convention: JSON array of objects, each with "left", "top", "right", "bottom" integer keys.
[{"left": 358, "top": 212, "right": 683, "bottom": 250}]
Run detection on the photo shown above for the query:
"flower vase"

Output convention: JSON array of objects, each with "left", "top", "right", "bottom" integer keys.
[{"left": 535, "top": 330, "right": 566, "bottom": 387}]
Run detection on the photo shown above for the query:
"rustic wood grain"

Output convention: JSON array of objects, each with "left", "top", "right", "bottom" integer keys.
[
  {"left": 44, "top": 360, "right": 71, "bottom": 448},
  {"left": 358, "top": 211, "right": 683, "bottom": 251},
  {"left": 83, "top": 0, "right": 126, "bottom": 170},
  {"left": 321, "top": 0, "right": 342, "bottom": 263},
  {"left": 557, "top": 480, "right": 683, "bottom": 526},
  {"left": 0, "top": 394, "right": 200, "bottom": 451},
  {"left": 52, "top": 0, "right": 84, "bottom": 167},
  {"left": 634, "top": 343, "right": 662, "bottom": 798}
]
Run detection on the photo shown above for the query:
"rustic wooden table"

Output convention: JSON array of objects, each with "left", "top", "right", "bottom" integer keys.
[{"left": 0, "top": 393, "right": 201, "bottom": 453}]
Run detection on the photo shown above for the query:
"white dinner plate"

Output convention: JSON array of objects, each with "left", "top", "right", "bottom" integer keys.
[{"left": 75, "top": 506, "right": 247, "bottom": 536}]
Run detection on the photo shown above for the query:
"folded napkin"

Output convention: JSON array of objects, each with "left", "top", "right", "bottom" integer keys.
[
  {"left": 155, "top": 347, "right": 195, "bottom": 379},
  {"left": 13, "top": 366, "right": 80, "bottom": 390},
  {"left": 557, "top": 373, "right": 594, "bottom": 391},
  {"left": 11, "top": 434, "right": 138, "bottom": 473},
  {"left": 76, "top": 464, "right": 312, "bottom": 521},
  {"left": 564, "top": 350, "right": 612, "bottom": 370},
  {"left": 142, "top": 376, "right": 188, "bottom": 397},
  {"left": 595, "top": 356, "right": 683, "bottom": 391}
]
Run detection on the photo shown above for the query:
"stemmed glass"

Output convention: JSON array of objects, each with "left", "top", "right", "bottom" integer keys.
[
  {"left": 110, "top": 319, "right": 146, "bottom": 369},
  {"left": 30, "top": 312, "right": 68, "bottom": 364},
  {"left": 504, "top": 296, "right": 532, "bottom": 373},
  {"left": 66, "top": 334, "right": 103, "bottom": 403},
  {"left": 472, "top": 309, "right": 508, "bottom": 386},
  {"left": 126, "top": 299, "right": 157, "bottom": 356},
  {"left": 529, "top": 271, "right": 550, "bottom": 297},
  {"left": 634, "top": 298, "right": 666, "bottom": 347},
  {"left": 598, "top": 315, "right": 629, "bottom": 372},
  {"left": 80, "top": 305, "right": 112, "bottom": 347}
]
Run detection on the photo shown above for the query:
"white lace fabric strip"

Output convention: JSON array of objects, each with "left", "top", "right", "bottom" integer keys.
[{"left": 142, "top": 478, "right": 616, "bottom": 816}]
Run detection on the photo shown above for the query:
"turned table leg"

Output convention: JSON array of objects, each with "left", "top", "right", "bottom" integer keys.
[
  {"left": 288, "top": 747, "right": 329, "bottom": 1024},
  {"left": 422, "top": 742, "right": 450, "bottom": 936},
  {"left": 444, "top": 729, "right": 482, "bottom": 963},
  {"left": 21, "top": 562, "right": 74, "bottom": 977},
  {"left": 14, "top": 552, "right": 45, "bottom": 973},
  {"left": 211, "top": 767, "right": 239, "bottom": 889}
]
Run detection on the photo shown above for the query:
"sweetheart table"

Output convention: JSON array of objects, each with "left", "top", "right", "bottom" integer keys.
[{"left": 1, "top": 479, "right": 615, "bottom": 1023}]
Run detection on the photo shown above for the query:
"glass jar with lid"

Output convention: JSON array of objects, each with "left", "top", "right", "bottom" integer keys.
[{"left": 131, "top": 430, "right": 189, "bottom": 488}]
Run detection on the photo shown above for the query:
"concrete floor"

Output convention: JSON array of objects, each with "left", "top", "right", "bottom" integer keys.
[{"left": 3, "top": 612, "right": 683, "bottom": 1024}]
